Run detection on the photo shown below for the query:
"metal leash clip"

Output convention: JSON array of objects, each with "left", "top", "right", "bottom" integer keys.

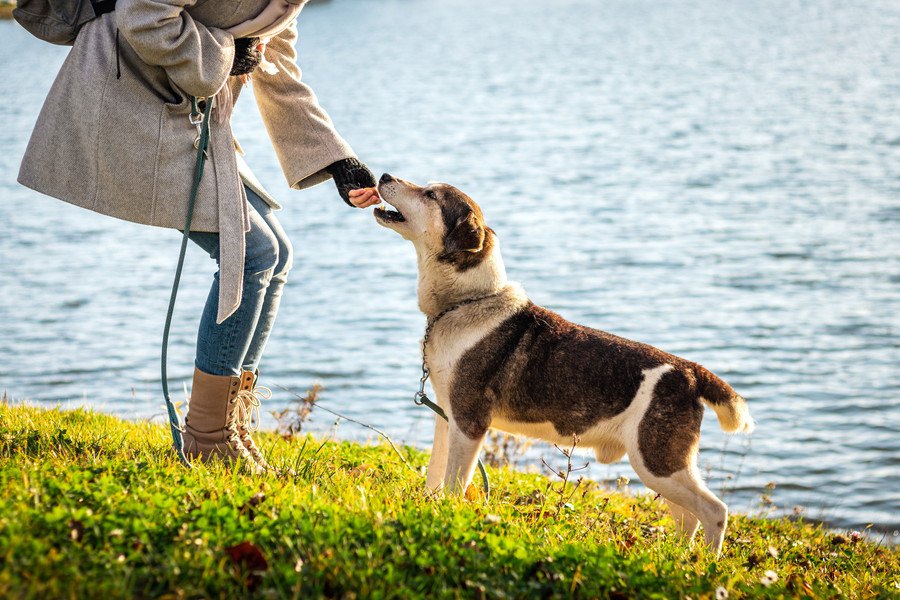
[
  {"left": 413, "top": 366, "right": 430, "bottom": 405},
  {"left": 190, "top": 97, "right": 213, "bottom": 154}
]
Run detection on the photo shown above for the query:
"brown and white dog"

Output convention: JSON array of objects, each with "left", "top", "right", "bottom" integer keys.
[{"left": 374, "top": 174, "right": 754, "bottom": 553}]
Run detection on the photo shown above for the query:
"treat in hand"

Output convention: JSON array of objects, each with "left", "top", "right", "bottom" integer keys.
[
  {"left": 347, "top": 187, "right": 381, "bottom": 208},
  {"left": 326, "top": 158, "right": 381, "bottom": 208}
]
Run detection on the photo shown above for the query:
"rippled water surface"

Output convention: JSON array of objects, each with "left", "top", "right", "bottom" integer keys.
[{"left": 1, "top": 0, "right": 898, "bottom": 535}]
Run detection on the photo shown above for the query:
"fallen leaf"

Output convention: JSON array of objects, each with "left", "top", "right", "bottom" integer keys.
[{"left": 225, "top": 541, "right": 269, "bottom": 588}]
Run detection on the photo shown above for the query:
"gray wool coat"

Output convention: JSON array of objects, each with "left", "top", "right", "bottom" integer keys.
[{"left": 18, "top": 0, "right": 356, "bottom": 323}]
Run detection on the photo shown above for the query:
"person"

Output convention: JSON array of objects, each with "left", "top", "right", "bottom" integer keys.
[{"left": 17, "top": 0, "right": 381, "bottom": 471}]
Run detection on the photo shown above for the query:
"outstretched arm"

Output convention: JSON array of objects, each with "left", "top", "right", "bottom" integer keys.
[{"left": 251, "top": 22, "right": 359, "bottom": 194}]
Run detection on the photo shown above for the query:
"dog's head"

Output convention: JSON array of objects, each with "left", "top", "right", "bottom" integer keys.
[{"left": 375, "top": 174, "right": 494, "bottom": 270}]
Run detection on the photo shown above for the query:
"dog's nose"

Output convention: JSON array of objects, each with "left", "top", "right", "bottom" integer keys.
[{"left": 380, "top": 173, "right": 395, "bottom": 184}]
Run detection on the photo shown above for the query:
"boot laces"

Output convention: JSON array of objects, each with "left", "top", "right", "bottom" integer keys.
[
  {"left": 235, "top": 385, "right": 271, "bottom": 433},
  {"left": 235, "top": 386, "right": 273, "bottom": 467},
  {"left": 224, "top": 397, "right": 251, "bottom": 455},
  {"left": 226, "top": 429, "right": 244, "bottom": 451}
]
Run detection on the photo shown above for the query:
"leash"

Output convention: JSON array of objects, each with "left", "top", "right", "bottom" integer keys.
[
  {"left": 160, "top": 96, "right": 214, "bottom": 468},
  {"left": 414, "top": 293, "right": 500, "bottom": 498},
  {"left": 157, "top": 98, "right": 491, "bottom": 492}
]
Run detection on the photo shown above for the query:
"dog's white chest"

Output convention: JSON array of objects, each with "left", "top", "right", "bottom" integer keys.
[
  {"left": 427, "top": 326, "right": 489, "bottom": 382},
  {"left": 426, "top": 325, "right": 498, "bottom": 410}
]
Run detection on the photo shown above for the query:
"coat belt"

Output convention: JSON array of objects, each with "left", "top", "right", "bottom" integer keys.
[{"left": 209, "top": 116, "right": 251, "bottom": 325}]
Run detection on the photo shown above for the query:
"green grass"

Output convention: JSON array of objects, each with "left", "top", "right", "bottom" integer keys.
[{"left": 0, "top": 402, "right": 896, "bottom": 599}]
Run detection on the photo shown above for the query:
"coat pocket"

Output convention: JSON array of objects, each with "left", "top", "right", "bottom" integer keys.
[
  {"left": 162, "top": 79, "right": 192, "bottom": 113},
  {"left": 153, "top": 102, "right": 224, "bottom": 231}
]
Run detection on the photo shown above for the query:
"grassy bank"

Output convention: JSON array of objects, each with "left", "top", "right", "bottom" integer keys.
[{"left": 0, "top": 402, "right": 896, "bottom": 599}]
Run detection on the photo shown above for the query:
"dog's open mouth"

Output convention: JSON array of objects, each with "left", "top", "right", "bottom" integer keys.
[{"left": 374, "top": 204, "right": 406, "bottom": 223}]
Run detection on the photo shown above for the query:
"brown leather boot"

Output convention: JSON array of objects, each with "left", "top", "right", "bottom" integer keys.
[
  {"left": 236, "top": 370, "right": 274, "bottom": 471},
  {"left": 182, "top": 367, "right": 259, "bottom": 471}
]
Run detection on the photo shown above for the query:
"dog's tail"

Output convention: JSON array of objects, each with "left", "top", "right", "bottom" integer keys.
[{"left": 694, "top": 365, "right": 755, "bottom": 434}]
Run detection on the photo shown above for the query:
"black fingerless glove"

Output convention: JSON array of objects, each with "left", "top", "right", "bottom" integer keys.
[
  {"left": 325, "top": 158, "right": 377, "bottom": 207},
  {"left": 230, "top": 37, "right": 262, "bottom": 77}
]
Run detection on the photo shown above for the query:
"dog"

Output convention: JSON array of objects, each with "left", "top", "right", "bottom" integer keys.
[{"left": 374, "top": 174, "right": 754, "bottom": 553}]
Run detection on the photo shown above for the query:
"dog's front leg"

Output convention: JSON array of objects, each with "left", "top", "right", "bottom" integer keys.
[
  {"left": 443, "top": 421, "right": 486, "bottom": 495},
  {"left": 425, "top": 413, "right": 449, "bottom": 491}
]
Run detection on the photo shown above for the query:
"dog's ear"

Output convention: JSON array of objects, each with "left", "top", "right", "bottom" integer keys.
[{"left": 445, "top": 210, "right": 485, "bottom": 254}]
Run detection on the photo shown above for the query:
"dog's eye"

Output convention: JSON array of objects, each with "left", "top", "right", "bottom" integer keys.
[{"left": 424, "top": 190, "right": 437, "bottom": 200}]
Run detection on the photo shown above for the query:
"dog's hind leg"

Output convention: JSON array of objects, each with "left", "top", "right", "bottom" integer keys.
[
  {"left": 629, "top": 368, "right": 727, "bottom": 553},
  {"left": 655, "top": 469, "right": 727, "bottom": 554},
  {"left": 443, "top": 422, "right": 487, "bottom": 495},
  {"left": 426, "top": 414, "right": 449, "bottom": 492},
  {"left": 667, "top": 500, "right": 700, "bottom": 542},
  {"left": 634, "top": 461, "right": 728, "bottom": 554}
]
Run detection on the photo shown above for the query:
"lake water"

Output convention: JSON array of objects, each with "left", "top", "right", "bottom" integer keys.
[{"left": 1, "top": 0, "right": 898, "bottom": 537}]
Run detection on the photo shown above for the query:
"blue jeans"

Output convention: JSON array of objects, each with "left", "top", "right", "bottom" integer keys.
[{"left": 189, "top": 187, "right": 293, "bottom": 377}]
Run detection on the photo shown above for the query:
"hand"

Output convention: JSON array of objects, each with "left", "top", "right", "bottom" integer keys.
[
  {"left": 325, "top": 158, "right": 381, "bottom": 207},
  {"left": 347, "top": 187, "right": 381, "bottom": 208},
  {"left": 230, "top": 37, "right": 262, "bottom": 77}
]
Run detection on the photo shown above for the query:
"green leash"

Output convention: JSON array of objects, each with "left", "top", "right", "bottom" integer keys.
[{"left": 161, "top": 96, "right": 214, "bottom": 468}]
